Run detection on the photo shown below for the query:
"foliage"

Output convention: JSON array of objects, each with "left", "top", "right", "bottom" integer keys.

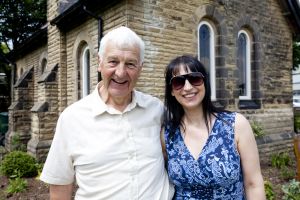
[
  {"left": 0, "top": 42, "right": 9, "bottom": 54},
  {"left": 280, "top": 166, "right": 296, "bottom": 180},
  {"left": 6, "top": 177, "right": 27, "bottom": 194},
  {"left": 0, "top": 0, "right": 46, "bottom": 112},
  {"left": 0, "top": 145, "right": 6, "bottom": 155},
  {"left": 271, "top": 152, "right": 291, "bottom": 169},
  {"left": 250, "top": 121, "right": 265, "bottom": 138},
  {"left": 35, "top": 163, "right": 44, "bottom": 180},
  {"left": 282, "top": 179, "right": 300, "bottom": 200},
  {"left": 0, "top": 63, "right": 11, "bottom": 112},
  {"left": 11, "top": 134, "right": 26, "bottom": 152},
  {"left": 264, "top": 180, "right": 275, "bottom": 200},
  {"left": 0, "top": 151, "right": 38, "bottom": 178},
  {"left": 293, "top": 40, "right": 300, "bottom": 70},
  {"left": 0, "top": 41, "right": 11, "bottom": 112},
  {"left": 0, "top": 0, "right": 47, "bottom": 50}
]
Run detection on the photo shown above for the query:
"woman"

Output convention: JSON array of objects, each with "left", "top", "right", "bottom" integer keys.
[{"left": 163, "top": 55, "right": 265, "bottom": 199}]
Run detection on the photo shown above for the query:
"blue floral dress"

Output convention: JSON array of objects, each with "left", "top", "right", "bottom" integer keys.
[{"left": 164, "top": 112, "right": 245, "bottom": 200}]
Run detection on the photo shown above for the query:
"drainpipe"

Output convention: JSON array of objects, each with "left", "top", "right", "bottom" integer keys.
[
  {"left": 82, "top": 5, "right": 103, "bottom": 82},
  {"left": 10, "top": 63, "right": 16, "bottom": 102}
]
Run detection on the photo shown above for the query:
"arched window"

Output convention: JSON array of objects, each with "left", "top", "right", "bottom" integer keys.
[
  {"left": 198, "top": 21, "right": 216, "bottom": 100},
  {"left": 237, "top": 30, "right": 251, "bottom": 99},
  {"left": 20, "top": 68, "right": 24, "bottom": 77},
  {"left": 82, "top": 46, "right": 90, "bottom": 97},
  {"left": 78, "top": 45, "right": 90, "bottom": 99},
  {"left": 41, "top": 58, "right": 47, "bottom": 74}
]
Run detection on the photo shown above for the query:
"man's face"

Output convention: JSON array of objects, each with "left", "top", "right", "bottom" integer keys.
[{"left": 98, "top": 42, "right": 142, "bottom": 106}]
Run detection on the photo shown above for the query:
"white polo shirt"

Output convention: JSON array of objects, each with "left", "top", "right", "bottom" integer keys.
[{"left": 40, "top": 85, "right": 174, "bottom": 200}]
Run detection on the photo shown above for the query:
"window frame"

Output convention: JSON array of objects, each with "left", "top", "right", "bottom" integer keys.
[
  {"left": 237, "top": 30, "right": 251, "bottom": 100},
  {"left": 81, "top": 45, "right": 90, "bottom": 98},
  {"left": 198, "top": 21, "right": 216, "bottom": 101},
  {"left": 41, "top": 58, "right": 47, "bottom": 75}
]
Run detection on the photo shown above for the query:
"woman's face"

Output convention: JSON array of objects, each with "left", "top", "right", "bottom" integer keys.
[{"left": 171, "top": 65, "right": 205, "bottom": 111}]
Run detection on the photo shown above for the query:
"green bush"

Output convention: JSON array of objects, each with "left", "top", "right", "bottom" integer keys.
[
  {"left": 0, "top": 151, "right": 38, "bottom": 178},
  {"left": 11, "top": 134, "right": 26, "bottom": 152},
  {"left": 6, "top": 177, "right": 28, "bottom": 194},
  {"left": 250, "top": 121, "right": 265, "bottom": 138},
  {"left": 264, "top": 180, "right": 275, "bottom": 200},
  {"left": 280, "top": 166, "right": 296, "bottom": 180},
  {"left": 282, "top": 179, "right": 300, "bottom": 200},
  {"left": 271, "top": 152, "right": 291, "bottom": 169}
]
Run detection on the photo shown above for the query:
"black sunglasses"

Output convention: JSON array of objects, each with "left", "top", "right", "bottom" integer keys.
[{"left": 170, "top": 72, "right": 205, "bottom": 90}]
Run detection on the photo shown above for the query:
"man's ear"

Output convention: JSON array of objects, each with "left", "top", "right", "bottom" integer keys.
[
  {"left": 97, "top": 56, "right": 102, "bottom": 73},
  {"left": 137, "top": 62, "right": 143, "bottom": 75}
]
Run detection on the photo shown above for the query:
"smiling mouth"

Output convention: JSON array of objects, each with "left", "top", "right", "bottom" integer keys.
[
  {"left": 183, "top": 93, "right": 196, "bottom": 98},
  {"left": 112, "top": 79, "right": 128, "bottom": 85}
]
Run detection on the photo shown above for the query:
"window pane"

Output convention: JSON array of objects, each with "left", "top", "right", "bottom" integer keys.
[
  {"left": 199, "top": 24, "right": 210, "bottom": 72},
  {"left": 41, "top": 58, "right": 47, "bottom": 74},
  {"left": 237, "top": 33, "right": 247, "bottom": 96},
  {"left": 82, "top": 49, "right": 90, "bottom": 97},
  {"left": 78, "top": 45, "right": 90, "bottom": 99}
]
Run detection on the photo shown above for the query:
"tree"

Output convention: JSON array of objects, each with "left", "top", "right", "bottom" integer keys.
[
  {"left": 0, "top": 43, "right": 11, "bottom": 112},
  {"left": 0, "top": 0, "right": 46, "bottom": 111},
  {"left": 0, "top": 0, "right": 47, "bottom": 51}
]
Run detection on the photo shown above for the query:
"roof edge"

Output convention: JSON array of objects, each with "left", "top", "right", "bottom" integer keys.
[
  {"left": 8, "top": 25, "right": 48, "bottom": 61},
  {"left": 50, "top": 1, "right": 83, "bottom": 26}
]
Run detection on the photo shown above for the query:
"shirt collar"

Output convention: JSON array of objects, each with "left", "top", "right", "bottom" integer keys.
[{"left": 91, "top": 83, "right": 147, "bottom": 116}]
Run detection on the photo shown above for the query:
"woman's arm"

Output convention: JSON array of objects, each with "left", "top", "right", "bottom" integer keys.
[{"left": 235, "top": 113, "right": 266, "bottom": 200}]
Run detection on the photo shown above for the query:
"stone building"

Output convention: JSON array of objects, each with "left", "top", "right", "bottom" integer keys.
[{"left": 6, "top": 0, "right": 300, "bottom": 161}]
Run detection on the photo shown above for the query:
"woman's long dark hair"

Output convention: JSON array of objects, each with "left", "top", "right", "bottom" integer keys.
[{"left": 164, "top": 55, "right": 224, "bottom": 136}]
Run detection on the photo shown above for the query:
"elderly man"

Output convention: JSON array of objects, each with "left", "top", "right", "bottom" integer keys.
[{"left": 40, "top": 26, "right": 174, "bottom": 200}]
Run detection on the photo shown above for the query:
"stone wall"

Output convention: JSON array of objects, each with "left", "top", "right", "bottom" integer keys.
[
  {"left": 63, "top": 2, "right": 127, "bottom": 104},
  {"left": 125, "top": 0, "right": 293, "bottom": 137},
  {"left": 7, "top": 0, "right": 296, "bottom": 161},
  {"left": 6, "top": 45, "right": 47, "bottom": 151},
  {"left": 25, "top": 0, "right": 62, "bottom": 160},
  {"left": 126, "top": 0, "right": 295, "bottom": 158}
]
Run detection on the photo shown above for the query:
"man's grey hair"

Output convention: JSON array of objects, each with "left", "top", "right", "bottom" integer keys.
[{"left": 98, "top": 26, "right": 145, "bottom": 64}]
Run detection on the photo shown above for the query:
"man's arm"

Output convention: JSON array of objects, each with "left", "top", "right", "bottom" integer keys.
[{"left": 50, "top": 184, "right": 73, "bottom": 200}]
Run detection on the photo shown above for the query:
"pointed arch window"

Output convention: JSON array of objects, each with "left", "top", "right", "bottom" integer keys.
[
  {"left": 78, "top": 45, "right": 90, "bottom": 99},
  {"left": 82, "top": 46, "right": 90, "bottom": 97},
  {"left": 237, "top": 30, "right": 251, "bottom": 99},
  {"left": 198, "top": 21, "right": 216, "bottom": 100},
  {"left": 41, "top": 58, "right": 47, "bottom": 74},
  {"left": 20, "top": 68, "right": 24, "bottom": 78}
]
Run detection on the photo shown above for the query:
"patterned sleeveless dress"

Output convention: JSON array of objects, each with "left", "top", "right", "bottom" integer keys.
[{"left": 164, "top": 112, "right": 245, "bottom": 200}]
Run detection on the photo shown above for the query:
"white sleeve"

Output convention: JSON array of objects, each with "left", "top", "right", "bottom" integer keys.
[{"left": 40, "top": 112, "right": 75, "bottom": 185}]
